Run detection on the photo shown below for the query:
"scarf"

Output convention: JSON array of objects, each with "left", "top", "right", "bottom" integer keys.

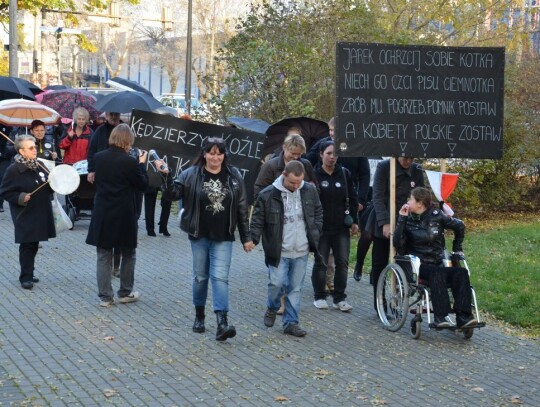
[{"left": 14, "top": 154, "right": 39, "bottom": 171}]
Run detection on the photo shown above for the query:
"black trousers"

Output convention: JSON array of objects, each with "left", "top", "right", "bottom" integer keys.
[
  {"left": 419, "top": 264, "right": 472, "bottom": 318},
  {"left": 371, "top": 236, "right": 391, "bottom": 310},
  {"left": 355, "top": 231, "right": 373, "bottom": 273},
  {"left": 19, "top": 242, "right": 39, "bottom": 283},
  {"left": 144, "top": 189, "right": 172, "bottom": 232}
]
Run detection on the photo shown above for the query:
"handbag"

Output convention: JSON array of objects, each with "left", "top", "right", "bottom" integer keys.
[
  {"left": 51, "top": 194, "right": 73, "bottom": 233},
  {"left": 342, "top": 168, "right": 354, "bottom": 227}
]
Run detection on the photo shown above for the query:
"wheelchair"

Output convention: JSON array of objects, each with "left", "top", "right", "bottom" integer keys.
[{"left": 376, "top": 252, "right": 485, "bottom": 339}]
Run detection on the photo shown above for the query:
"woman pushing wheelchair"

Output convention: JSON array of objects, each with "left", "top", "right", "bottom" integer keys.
[{"left": 393, "top": 187, "right": 478, "bottom": 330}]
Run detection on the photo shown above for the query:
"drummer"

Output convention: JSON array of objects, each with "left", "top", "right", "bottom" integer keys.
[
  {"left": 59, "top": 107, "right": 93, "bottom": 165},
  {"left": 0, "top": 135, "right": 56, "bottom": 290},
  {"left": 29, "top": 120, "right": 62, "bottom": 164}
]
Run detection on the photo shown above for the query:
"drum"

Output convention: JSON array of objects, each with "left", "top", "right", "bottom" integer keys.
[{"left": 49, "top": 164, "right": 80, "bottom": 195}]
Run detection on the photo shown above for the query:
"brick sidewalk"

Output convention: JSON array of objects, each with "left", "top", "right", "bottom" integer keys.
[{"left": 0, "top": 210, "right": 538, "bottom": 406}]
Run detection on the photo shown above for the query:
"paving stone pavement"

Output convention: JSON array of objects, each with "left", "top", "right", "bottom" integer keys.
[{"left": 0, "top": 208, "right": 539, "bottom": 406}]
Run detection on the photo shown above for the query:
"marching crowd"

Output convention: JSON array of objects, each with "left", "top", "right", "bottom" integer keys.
[{"left": 0, "top": 111, "right": 478, "bottom": 341}]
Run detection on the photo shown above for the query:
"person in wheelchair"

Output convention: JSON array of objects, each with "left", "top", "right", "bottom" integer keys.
[{"left": 393, "top": 187, "right": 478, "bottom": 329}]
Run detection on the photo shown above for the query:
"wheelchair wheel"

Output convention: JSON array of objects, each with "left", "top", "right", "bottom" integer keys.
[
  {"left": 68, "top": 207, "right": 76, "bottom": 224},
  {"left": 410, "top": 314, "right": 422, "bottom": 339},
  {"left": 376, "top": 263, "right": 409, "bottom": 332},
  {"left": 463, "top": 328, "right": 474, "bottom": 339}
]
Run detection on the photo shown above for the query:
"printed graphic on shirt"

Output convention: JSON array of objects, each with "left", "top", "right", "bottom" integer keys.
[
  {"left": 203, "top": 178, "right": 226, "bottom": 214},
  {"left": 281, "top": 192, "right": 303, "bottom": 224}
]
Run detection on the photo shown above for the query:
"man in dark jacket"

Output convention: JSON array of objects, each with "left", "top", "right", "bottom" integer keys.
[
  {"left": 250, "top": 160, "right": 323, "bottom": 337},
  {"left": 366, "top": 157, "right": 424, "bottom": 311},
  {"left": 86, "top": 112, "right": 121, "bottom": 184}
]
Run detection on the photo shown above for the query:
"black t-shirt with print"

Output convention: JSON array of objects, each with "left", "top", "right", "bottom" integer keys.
[{"left": 195, "top": 168, "right": 233, "bottom": 242}]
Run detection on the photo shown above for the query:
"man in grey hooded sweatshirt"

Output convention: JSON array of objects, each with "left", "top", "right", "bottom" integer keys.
[{"left": 250, "top": 160, "right": 323, "bottom": 337}]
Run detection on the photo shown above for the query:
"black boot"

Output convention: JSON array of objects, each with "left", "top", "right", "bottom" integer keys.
[
  {"left": 158, "top": 223, "right": 170, "bottom": 237},
  {"left": 215, "top": 311, "right": 236, "bottom": 341},
  {"left": 193, "top": 306, "right": 205, "bottom": 333}
]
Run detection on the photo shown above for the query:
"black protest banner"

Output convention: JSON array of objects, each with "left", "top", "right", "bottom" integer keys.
[
  {"left": 335, "top": 43, "right": 505, "bottom": 159},
  {"left": 129, "top": 110, "right": 265, "bottom": 202}
]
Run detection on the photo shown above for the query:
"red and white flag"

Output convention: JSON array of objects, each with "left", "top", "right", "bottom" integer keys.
[{"left": 425, "top": 170, "right": 459, "bottom": 216}]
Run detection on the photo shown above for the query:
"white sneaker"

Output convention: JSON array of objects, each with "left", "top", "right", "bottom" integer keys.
[
  {"left": 333, "top": 301, "right": 353, "bottom": 312},
  {"left": 119, "top": 291, "right": 140, "bottom": 304},
  {"left": 99, "top": 298, "right": 115, "bottom": 307},
  {"left": 313, "top": 299, "right": 329, "bottom": 309}
]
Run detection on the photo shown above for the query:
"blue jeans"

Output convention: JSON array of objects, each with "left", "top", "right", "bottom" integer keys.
[
  {"left": 190, "top": 238, "right": 233, "bottom": 312},
  {"left": 267, "top": 255, "right": 308, "bottom": 327},
  {"left": 312, "top": 229, "right": 351, "bottom": 303}
]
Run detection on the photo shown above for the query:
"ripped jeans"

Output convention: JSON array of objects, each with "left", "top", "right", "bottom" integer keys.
[{"left": 190, "top": 238, "right": 233, "bottom": 312}]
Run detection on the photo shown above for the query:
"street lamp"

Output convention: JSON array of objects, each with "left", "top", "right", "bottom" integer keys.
[
  {"left": 185, "top": 0, "right": 192, "bottom": 114},
  {"left": 8, "top": 0, "right": 18, "bottom": 76}
]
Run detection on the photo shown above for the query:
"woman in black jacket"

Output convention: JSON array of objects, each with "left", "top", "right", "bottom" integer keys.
[
  {"left": 311, "top": 140, "right": 358, "bottom": 312},
  {"left": 0, "top": 135, "right": 56, "bottom": 289},
  {"left": 86, "top": 124, "right": 149, "bottom": 307},
  {"left": 393, "top": 187, "right": 477, "bottom": 329},
  {"left": 161, "top": 137, "right": 254, "bottom": 341}
]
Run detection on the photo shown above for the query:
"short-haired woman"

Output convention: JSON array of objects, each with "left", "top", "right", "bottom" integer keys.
[
  {"left": 59, "top": 107, "right": 93, "bottom": 165},
  {"left": 30, "top": 119, "right": 61, "bottom": 162},
  {"left": 393, "top": 187, "right": 477, "bottom": 329},
  {"left": 86, "top": 123, "right": 148, "bottom": 307},
  {"left": 0, "top": 135, "right": 56, "bottom": 289},
  {"left": 253, "top": 131, "right": 318, "bottom": 199},
  {"left": 311, "top": 140, "right": 358, "bottom": 312},
  {"left": 160, "top": 137, "right": 254, "bottom": 341}
]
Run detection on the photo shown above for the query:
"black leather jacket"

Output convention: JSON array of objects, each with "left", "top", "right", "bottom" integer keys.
[
  {"left": 393, "top": 206, "right": 465, "bottom": 265},
  {"left": 250, "top": 182, "right": 323, "bottom": 267},
  {"left": 162, "top": 165, "right": 250, "bottom": 243}
]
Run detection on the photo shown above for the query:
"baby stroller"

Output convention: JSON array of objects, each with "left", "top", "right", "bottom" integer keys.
[{"left": 63, "top": 160, "right": 95, "bottom": 227}]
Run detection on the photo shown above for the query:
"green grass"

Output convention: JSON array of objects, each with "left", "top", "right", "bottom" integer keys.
[
  {"left": 466, "top": 218, "right": 540, "bottom": 336},
  {"left": 349, "top": 214, "right": 540, "bottom": 336}
]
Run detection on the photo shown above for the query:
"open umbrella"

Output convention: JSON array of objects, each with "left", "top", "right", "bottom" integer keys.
[
  {"left": 0, "top": 99, "right": 61, "bottom": 126},
  {"left": 0, "top": 76, "right": 36, "bottom": 100},
  {"left": 106, "top": 77, "right": 153, "bottom": 96},
  {"left": 93, "top": 91, "right": 164, "bottom": 113},
  {"left": 228, "top": 116, "right": 271, "bottom": 134},
  {"left": 13, "top": 78, "right": 43, "bottom": 95},
  {"left": 263, "top": 117, "right": 329, "bottom": 157},
  {"left": 38, "top": 88, "right": 101, "bottom": 121}
]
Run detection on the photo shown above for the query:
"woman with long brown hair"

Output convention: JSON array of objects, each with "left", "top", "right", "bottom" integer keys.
[{"left": 160, "top": 137, "right": 254, "bottom": 341}]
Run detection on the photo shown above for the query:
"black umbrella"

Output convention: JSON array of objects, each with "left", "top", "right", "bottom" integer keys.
[
  {"left": 106, "top": 77, "right": 153, "bottom": 96},
  {"left": 93, "top": 91, "right": 164, "bottom": 113},
  {"left": 263, "top": 117, "right": 329, "bottom": 157},
  {"left": 13, "top": 78, "right": 42, "bottom": 95},
  {"left": 228, "top": 116, "right": 271, "bottom": 134},
  {"left": 0, "top": 76, "right": 36, "bottom": 100}
]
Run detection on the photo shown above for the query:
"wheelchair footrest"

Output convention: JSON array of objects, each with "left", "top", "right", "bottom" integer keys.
[{"left": 428, "top": 321, "right": 486, "bottom": 331}]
